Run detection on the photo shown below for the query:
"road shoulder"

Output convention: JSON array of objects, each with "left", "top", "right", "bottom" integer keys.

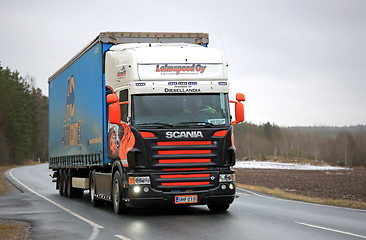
[{"left": 0, "top": 166, "right": 30, "bottom": 240}]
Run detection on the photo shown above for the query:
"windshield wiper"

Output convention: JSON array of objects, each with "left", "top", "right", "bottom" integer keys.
[
  {"left": 175, "top": 121, "right": 215, "bottom": 127},
  {"left": 136, "top": 122, "right": 173, "bottom": 128}
]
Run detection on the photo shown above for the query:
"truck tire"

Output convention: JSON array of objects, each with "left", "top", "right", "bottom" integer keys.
[
  {"left": 67, "top": 169, "right": 84, "bottom": 199},
  {"left": 90, "top": 171, "right": 103, "bottom": 207},
  {"left": 207, "top": 203, "right": 230, "bottom": 212},
  {"left": 62, "top": 170, "right": 69, "bottom": 197},
  {"left": 112, "top": 171, "right": 125, "bottom": 215},
  {"left": 58, "top": 170, "right": 64, "bottom": 196}
]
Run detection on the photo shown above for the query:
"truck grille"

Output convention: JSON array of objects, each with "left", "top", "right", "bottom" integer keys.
[
  {"left": 152, "top": 141, "right": 216, "bottom": 169},
  {"left": 152, "top": 171, "right": 217, "bottom": 191},
  {"left": 150, "top": 140, "right": 218, "bottom": 190}
]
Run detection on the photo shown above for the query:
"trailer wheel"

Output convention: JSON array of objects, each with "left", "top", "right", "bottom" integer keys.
[
  {"left": 207, "top": 203, "right": 230, "bottom": 212},
  {"left": 67, "top": 169, "right": 84, "bottom": 199},
  {"left": 90, "top": 172, "right": 102, "bottom": 207},
  {"left": 112, "top": 171, "right": 125, "bottom": 215},
  {"left": 62, "top": 170, "right": 69, "bottom": 197},
  {"left": 58, "top": 170, "right": 64, "bottom": 196}
]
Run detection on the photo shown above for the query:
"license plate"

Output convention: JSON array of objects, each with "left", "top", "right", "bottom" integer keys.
[{"left": 175, "top": 195, "right": 198, "bottom": 204}]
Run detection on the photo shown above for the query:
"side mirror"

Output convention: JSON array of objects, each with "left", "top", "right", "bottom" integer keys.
[
  {"left": 109, "top": 102, "right": 122, "bottom": 125},
  {"left": 230, "top": 93, "right": 245, "bottom": 125},
  {"left": 236, "top": 93, "right": 245, "bottom": 102},
  {"left": 107, "top": 93, "right": 119, "bottom": 104},
  {"left": 107, "top": 93, "right": 129, "bottom": 125},
  {"left": 235, "top": 101, "right": 244, "bottom": 124}
]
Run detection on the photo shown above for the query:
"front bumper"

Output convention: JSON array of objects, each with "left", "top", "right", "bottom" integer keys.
[{"left": 125, "top": 182, "right": 236, "bottom": 208}]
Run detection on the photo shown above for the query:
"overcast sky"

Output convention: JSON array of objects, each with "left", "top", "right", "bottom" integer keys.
[{"left": 1, "top": 0, "right": 365, "bottom": 126}]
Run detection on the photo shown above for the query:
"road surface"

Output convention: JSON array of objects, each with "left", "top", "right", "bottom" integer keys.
[{"left": 2, "top": 164, "right": 366, "bottom": 240}]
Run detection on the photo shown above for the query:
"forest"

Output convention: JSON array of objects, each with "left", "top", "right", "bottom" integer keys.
[
  {"left": 0, "top": 64, "right": 48, "bottom": 165},
  {"left": 234, "top": 122, "right": 366, "bottom": 167},
  {"left": 0, "top": 64, "right": 365, "bottom": 167}
]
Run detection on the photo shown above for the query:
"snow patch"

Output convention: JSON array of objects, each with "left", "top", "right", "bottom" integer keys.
[{"left": 234, "top": 160, "right": 351, "bottom": 171}]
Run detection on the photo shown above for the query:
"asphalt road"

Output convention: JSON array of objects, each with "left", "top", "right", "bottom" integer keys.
[{"left": 2, "top": 164, "right": 366, "bottom": 240}]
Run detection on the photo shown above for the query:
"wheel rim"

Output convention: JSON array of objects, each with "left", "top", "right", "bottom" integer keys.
[
  {"left": 63, "top": 171, "right": 67, "bottom": 196},
  {"left": 58, "top": 171, "right": 63, "bottom": 195},
  {"left": 58, "top": 173, "right": 61, "bottom": 188},
  {"left": 63, "top": 175, "right": 66, "bottom": 190},
  {"left": 113, "top": 178, "right": 119, "bottom": 207},
  {"left": 67, "top": 171, "right": 71, "bottom": 196},
  {"left": 90, "top": 178, "right": 95, "bottom": 202}
]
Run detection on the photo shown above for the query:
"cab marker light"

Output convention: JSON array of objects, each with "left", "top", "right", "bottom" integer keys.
[
  {"left": 140, "top": 131, "right": 155, "bottom": 138},
  {"left": 214, "top": 130, "right": 227, "bottom": 137}
]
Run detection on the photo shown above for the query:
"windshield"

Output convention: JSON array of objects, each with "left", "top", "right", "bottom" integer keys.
[{"left": 131, "top": 93, "right": 230, "bottom": 127}]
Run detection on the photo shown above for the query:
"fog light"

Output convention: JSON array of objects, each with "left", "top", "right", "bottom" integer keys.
[
  {"left": 221, "top": 184, "right": 227, "bottom": 190},
  {"left": 229, "top": 183, "right": 234, "bottom": 190},
  {"left": 133, "top": 186, "right": 141, "bottom": 193},
  {"left": 219, "top": 174, "right": 233, "bottom": 182},
  {"left": 144, "top": 187, "right": 149, "bottom": 193}
]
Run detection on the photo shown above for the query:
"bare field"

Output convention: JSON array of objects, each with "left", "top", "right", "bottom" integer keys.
[{"left": 235, "top": 168, "right": 366, "bottom": 209}]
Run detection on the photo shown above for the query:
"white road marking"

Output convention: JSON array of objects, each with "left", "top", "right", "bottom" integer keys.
[
  {"left": 295, "top": 221, "right": 366, "bottom": 239},
  {"left": 9, "top": 168, "right": 103, "bottom": 240},
  {"left": 239, "top": 188, "right": 292, "bottom": 201},
  {"left": 115, "top": 235, "right": 133, "bottom": 240},
  {"left": 238, "top": 188, "right": 366, "bottom": 212}
]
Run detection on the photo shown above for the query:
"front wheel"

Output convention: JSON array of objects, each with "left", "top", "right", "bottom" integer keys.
[
  {"left": 207, "top": 203, "right": 230, "bottom": 212},
  {"left": 112, "top": 171, "right": 126, "bottom": 215}
]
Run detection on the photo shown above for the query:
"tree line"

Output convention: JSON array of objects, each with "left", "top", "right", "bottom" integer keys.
[
  {"left": 234, "top": 122, "right": 366, "bottom": 167},
  {"left": 0, "top": 64, "right": 48, "bottom": 165}
]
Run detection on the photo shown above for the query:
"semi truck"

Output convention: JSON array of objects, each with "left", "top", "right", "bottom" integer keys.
[{"left": 49, "top": 32, "right": 245, "bottom": 214}]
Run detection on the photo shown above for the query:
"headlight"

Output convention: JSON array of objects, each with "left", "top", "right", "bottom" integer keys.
[
  {"left": 129, "top": 176, "right": 151, "bottom": 185},
  {"left": 133, "top": 186, "right": 141, "bottom": 193},
  {"left": 219, "top": 174, "right": 235, "bottom": 182}
]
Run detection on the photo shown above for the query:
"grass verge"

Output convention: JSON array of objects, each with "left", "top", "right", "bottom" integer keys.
[
  {"left": 237, "top": 183, "right": 366, "bottom": 210},
  {"left": 0, "top": 161, "right": 40, "bottom": 195},
  {"left": 0, "top": 219, "right": 30, "bottom": 240},
  {"left": 0, "top": 165, "right": 18, "bottom": 195}
]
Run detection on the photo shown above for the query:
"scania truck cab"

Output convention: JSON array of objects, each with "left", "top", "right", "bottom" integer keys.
[{"left": 49, "top": 32, "right": 244, "bottom": 214}]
